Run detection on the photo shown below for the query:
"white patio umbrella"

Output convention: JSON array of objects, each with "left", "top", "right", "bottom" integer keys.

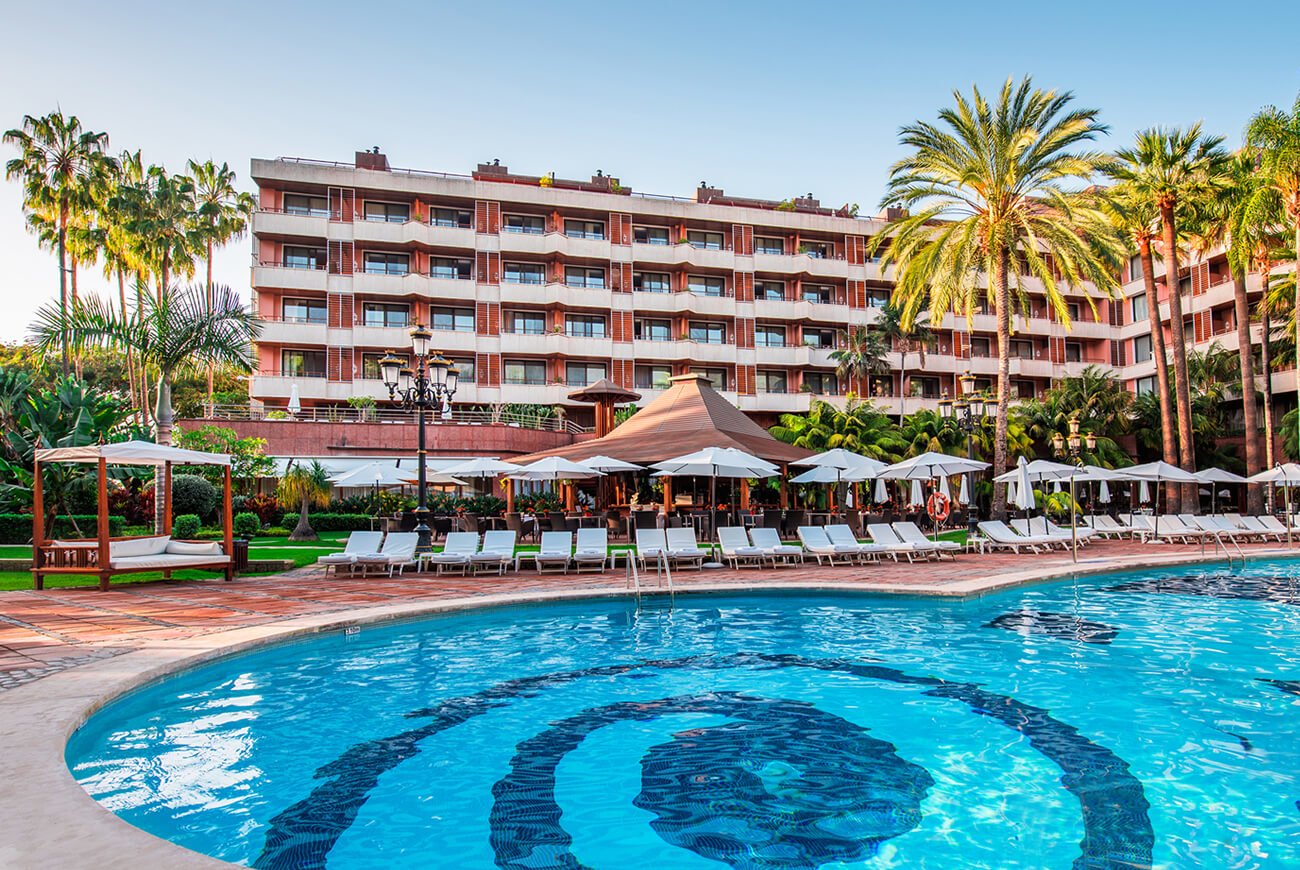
[
  {"left": 790, "top": 466, "right": 844, "bottom": 484},
  {"left": 440, "top": 457, "right": 527, "bottom": 478},
  {"left": 909, "top": 479, "right": 924, "bottom": 506},
  {"left": 1138, "top": 480, "right": 1150, "bottom": 504},
  {"left": 938, "top": 475, "right": 952, "bottom": 501},
  {"left": 993, "top": 458, "right": 1079, "bottom": 484},
  {"left": 958, "top": 475, "right": 970, "bottom": 505},
  {"left": 1012, "top": 456, "right": 1036, "bottom": 512},
  {"left": 1051, "top": 480, "right": 1062, "bottom": 494},
  {"left": 580, "top": 455, "right": 644, "bottom": 473},
  {"left": 653, "top": 447, "right": 779, "bottom": 533},
  {"left": 331, "top": 461, "right": 465, "bottom": 488},
  {"left": 1007, "top": 480, "right": 1018, "bottom": 506},
  {"left": 1195, "top": 467, "right": 1246, "bottom": 514},
  {"left": 873, "top": 477, "right": 888, "bottom": 504},
  {"left": 508, "top": 457, "right": 605, "bottom": 481},
  {"left": 1098, "top": 480, "right": 1111, "bottom": 504},
  {"left": 879, "top": 451, "right": 990, "bottom": 480},
  {"left": 1248, "top": 464, "right": 1300, "bottom": 545},
  {"left": 287, "top": 383, "right": 301, "bottom": 416},
  {"left": 1123, "top": 460, "right": 1200, "bottom": 539}
]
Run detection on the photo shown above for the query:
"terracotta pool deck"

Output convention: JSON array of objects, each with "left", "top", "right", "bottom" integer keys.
[{"left": 3, "top": 538, "right": 1296, "bottom": 692}]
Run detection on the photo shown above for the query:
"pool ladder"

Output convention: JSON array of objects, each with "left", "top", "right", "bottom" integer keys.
[
  {"left": 625, "top": 551, "right": 674, "bottom": 601},
  {"left": 1204, "top": 531, "right": 1246, "bottom": 567}
]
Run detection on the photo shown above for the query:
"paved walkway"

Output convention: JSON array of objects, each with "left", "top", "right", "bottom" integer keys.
[{"left": 1, "top": 539, "right": 1294, "bottom": 691}]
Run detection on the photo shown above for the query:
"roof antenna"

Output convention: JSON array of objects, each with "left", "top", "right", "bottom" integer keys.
[{"left": 493, "top": 158, "right": 500, "bottom": 166}]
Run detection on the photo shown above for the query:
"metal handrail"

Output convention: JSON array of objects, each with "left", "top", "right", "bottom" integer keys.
[{"left": 201, "top": 402, "right": 592, "bottom": 433}]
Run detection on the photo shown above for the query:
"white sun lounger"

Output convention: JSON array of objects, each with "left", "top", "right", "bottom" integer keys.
[
  {"left": 717, "top": 526, "right": 766, "bottom": 568},
  {"left": 867, "top": 522, "right": 939, "bottom": 562},
  {"left": 470, "top": 530, "right": 517, "bottom": 575},
  {"left": 535, "top": 531, "right": 573, "bottom": 574},
  {"left": 1257, "top": 515, "right": 1300, "bottom": 537},
  {"left": 1009, "top": 519, "right": 1070, "bottom": 549},
  {"left": 422, "top": 531, "right": 478, "bottom": 575},
  {"left": 976, "top": 521, "right": 1055, "bottom": 554},
  {"left": 892, "top": 522, "right": 961, "bottom": 558},
  {"left": 636, "top": 528, "right": 668, "bottom": 568},
  {"left": 797, "top": 526, "right": 857, "bottom": 566},
  {"left": 822, "top": 524, "right": 880, "bottom": 562},
  {"left": 1192, "top": 516, "right": 1257, "bottom": 541},
  {"left": 353, "top": 531, "right": 419, "bottom": 577},
  {"left": 318, "top": 531, "right": 384, "bottom": 576},
  {"left": 572, "top": 528, "right": 610, "bottom": 572},
  {"left": 1235, "top": 516, "right": 1285, "bottom": 541},
  {"left": 749, "top": 527, "right": 804, "bottom": 565},
  {"left": 666, "top": 527, "right": 708, "bottom": 570}
]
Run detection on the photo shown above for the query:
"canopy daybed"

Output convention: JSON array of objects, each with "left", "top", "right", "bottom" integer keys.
[{"left": 31, "top": 441, "right": 234, "bottom": 591}]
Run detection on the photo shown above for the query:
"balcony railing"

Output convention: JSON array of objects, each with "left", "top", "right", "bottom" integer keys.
[{"left": 202, "top": 403, "right": 592, "bottom": 433}]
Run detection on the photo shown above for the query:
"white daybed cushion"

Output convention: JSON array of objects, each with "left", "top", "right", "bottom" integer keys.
[
  {"left": 110, "top": 536, "right": 171, "bottom": 558},
  {"left": 110, "top": 553, "right": 230, "bottom": 570},
  {"left": 166, "top": 540, "right": 223, "bottom": 556}
]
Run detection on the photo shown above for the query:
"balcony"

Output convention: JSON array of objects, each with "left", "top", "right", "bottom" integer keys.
[
  {"left": 499, "top": 280, "right": 614, "bottom": 309},
  {"left": 631, "top": 290, "right": 735, "bottom": 317},
  {"left": 253, "top": 263, "right": 328, "bottom": 293},
  {"left": 353, "top": 269, "right": 430, "bottom": 297},
  {"left": 498, "top": 230, "right": 612, "bottom": 260},
  {"left": 253, "top": 208, "right": 328, "bottom": 240},
  {"left": 254, "top": 318, "right": 328, "bottom": 346},
  {"left": 793, "top": 252, "right": 850, "bottom": 279}
]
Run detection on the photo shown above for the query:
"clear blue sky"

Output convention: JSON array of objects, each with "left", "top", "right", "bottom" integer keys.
[{"left": 3, "top": 0, "right": 1297, "bottom": 342}]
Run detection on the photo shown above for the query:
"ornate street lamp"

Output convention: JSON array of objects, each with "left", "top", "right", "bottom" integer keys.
[
  {"left": 1051, "top": 415, "right": 1098, "bottom": 562},
  {"left": 379, "top": 325, "right": 459, "bottom": 552},
  {"left": 939, "top": 371, "right": 992, "bottom": 535}
]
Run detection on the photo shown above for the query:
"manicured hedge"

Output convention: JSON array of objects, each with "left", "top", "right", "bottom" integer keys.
[
  {"left": 0, "top": 514, "right": 126, "bottom": 544},
  {"left": 172, "top": 514, "right": 201, "bottom": 539},
  {"left": 303, "top": 513, "right": 374, "bottom": 532}
]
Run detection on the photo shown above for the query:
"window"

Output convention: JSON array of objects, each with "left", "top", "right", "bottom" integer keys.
[
  {"left": 363, "top": 252, "right": 409, "bottom": 275},
  {"left": 1064, "top": 341, "right": 1082, "bottom": 363},
  {"left": 912, "top": 377, "right": 940, "bottom": 399},
  {"left": 431, "top": 207, "right": 471, "bottom": 228},
  {"left": 756, "top": 281, "right": 786, "bottom": 301},
  {"left": 503, "top": 213, "right": 545, "bottom": 234},
  {"left": 506, "top": 311, "right": 547, "bottom": 335},
  {"left": 431, "top": 306, "right": 474, "bottom": 332},
  {"left": 755, "top": 236, "right": 785, "bottom": 255},
  {"left": 688, "top": 275, "right": 725, "bottom": 296},
  {"left": 1010, "top": 339, "right": 1035, "bottom": 359},
  {"left": 635, "top": 365, "right": 673, "bottom": 389},
  {"left": 1178, "top": 276, "right": 1191, "bottom": 296},
  {"left": 755, "top": 324, "right": 786, "bottom": 347},
  {"left": 362, "top": 302, "right": 409, "bottom": 328},
  {"left": 283, "top": 193, "right": 329, "bottom": 218},
  {"left": 757, "top": 370, "right": 788, "bottom": 394},
  {"left": 633, "top": 225, "right": 669, "bottom": 245},
  {"left": 282, "top": 245, "right": 326, "bottom": 270},
  {"left": 867, "top": 375, "right": 892, "bottom": 396},
  {"left": 361, "top": 352, "right": 407, "bottom": 380},
  {"left": 565, "top": 267, "right": 606, "bottom": 289},
  {"left": 633, "top": 271, "right": 671, "bottom": 293},
  {"left": 635, "top": 318, "right": 671, "bottom": 341},
  {"left": 802, "top": 284, "right": 833, "bottom": 304},
  {"left": 970, "top": 336, "right": 992, "bottom": 358},
  {"left": 1011, "top": 380, "right": 1036, "bottom": 400},
  {"left": 689, "top": 321, "right": 726, "bottom": 344},
  {"left": 282, "top": 297, "right": 326, "bottom": 324},
  {"left": 565, "top": 314, "right": 606, "bottom": 338},
  {"left": 449, "top": 357, "right": 475, "bottom": 383},
  {"left": 691, "top": 367, "right": 728, "bottom": 390},
  {"left": 802, "top": 328, "right": 835, "bottom": 348},
  {"left": 687, "top": 230, "right": 723, "bottom": 250},
  {"left": 799, "top": 240, "right": 832, "bottom": 259},
  {"left": 281, "top": 349, "right": 325, "bottom": 378},
  {"left": 1133, "top": 334, "right": 1153, "bottom": 363},
  {"left": 504, "top": 360, "right": 547, "bottom": 385},
  {"left": 504, "top": 262, "right": 545, "bottom": 284},
  {"left": 805, "top": 371, "right": 838, "bottom": 394},
  {"left": 564, "top": 219, "right": 605, "bottom": 240},
  {"left": 566, "top": 361, "right": 607, "bottom": 386},
  {"left": 1135, "top": 375, "right": 1157, "bottom": 395},
  {"left": 866, "top": 289, "right": 890, "bottom": 308},
  {"left": 1066, "top": 302, "right": 1082, "bottom": 322},
  {"left": 1131, "top": 294, "right": 1149, "bottom": 322},
  {"left": 363, "top": 201, "right": 409, "bottom": 223},
  {"left": 1128, "top": 254, "right": 1143, "bottom": 282},
  {"left": 430, "top": 256, "right": 472, "bottom": 280}
]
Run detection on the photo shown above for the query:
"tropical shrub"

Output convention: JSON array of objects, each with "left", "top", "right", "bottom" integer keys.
[
  {"left": 301, "top": 513, "right": 373, "bottom": 531},
  {"left": 233, "top": 512, "right": 261, "bottom": 538},
  {"left": 172, "top": 474, "right": 219, "bottom": 520},
  {"left": 0, "top": 513, "right": 124, "bottom": 544},
  {"left": 172, "top": 514, "right": 201, "bottom": 539},
  {"left": 242, "top": 493, "right": 284, "bottom": 527}
]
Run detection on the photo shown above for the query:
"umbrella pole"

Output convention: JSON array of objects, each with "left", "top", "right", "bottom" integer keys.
[
  {"left": 710, "top": 475, "right": 717, "bottom": 547},
  {"left": 1287, "top": 481, "right": 1292, "bottom": 548}
]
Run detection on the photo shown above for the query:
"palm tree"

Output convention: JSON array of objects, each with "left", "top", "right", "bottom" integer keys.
[
  {"left": 872, "top": 301, "right": 932, "bottom": 416},
  {"left": 828, "top": 326, "right": 890, "bottom": 396},
  {"left": 1101, "top": 186, "right": 1180, "bottom": 508},
  {"left": 770, "top": 398, "right": 906, "bottom": 461},
  {"left": 877, "top": 78, "right": 1123, "bottom": 517},
  {"left": 1107, "top": 126, "right": 1230, "bottom": 508},
  {"left": 188, "top": 159, "right": 256, "bottom": 410},
  {"left": 112, "top": 164, "right": 200, "bottom": 300},
  {"left": 1245, "top": 94, "right": 1300, "bottom": 464},
  {"left": 3, "top": 111, "right": 115, "bottom": 375},
  {"left": 276, "top": 460, "right": 331, "bottom": 541}
]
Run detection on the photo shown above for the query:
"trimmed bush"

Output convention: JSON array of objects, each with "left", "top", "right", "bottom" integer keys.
[
  {"left": 172, "top": 514, "right": 201, "bottom": 539},
  {"left": 172, "top": 474, "right": 219, "bottom": 520},
  {"left": 302, "top": 513, "right": 374, "bottom": 532},
  {"left": 0, "top": 514, "right": 125, "bottom": 544},
  {"left": 233, "top": 512, "right": 261, "bottom": 538}
]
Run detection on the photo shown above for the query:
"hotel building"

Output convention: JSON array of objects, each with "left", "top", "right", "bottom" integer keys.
[{"left": 245, "top": 151, "right": 1294, "bottom": 438}]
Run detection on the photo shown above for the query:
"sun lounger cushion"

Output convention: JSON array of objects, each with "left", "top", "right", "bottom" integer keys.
[
  {"left": 110, "top": 536, "right": 171, "bottom": 558},
  {"left": 110, "top": 553, "right": 230, "bottom": 570},
  {"left": 166, "top": 540, "right": 223, "bottom": 556}
]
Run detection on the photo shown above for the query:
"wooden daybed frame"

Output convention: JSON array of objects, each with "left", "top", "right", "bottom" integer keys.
[{"left": 31, "top": 441, "right": 235, "bottom": 591}]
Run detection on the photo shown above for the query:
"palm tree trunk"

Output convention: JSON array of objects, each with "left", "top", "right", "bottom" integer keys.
[
  {"left": 1140, "top": 238, "right": 1180, "bottom": 513},
  {"left": 898, "top": 350, "right": 907, "bottom": 418},
  {"left": 1159, "top": 204, "right": 1198, "bottom": 511},
  {"left": 290, "top": 497, "right": 316, "bottom": 541},
  {"left": 153, "top": 377, "right": 174, "bottom": 534},
  {"left": 1232, "top": 267, "right": 1263, "bottom": 514},
  {"left": 56, "top": 207, "right": 70, "bottom": 377},
  {"left": 206, "top": 238, "right": 215, "bottom": 413},
  {"left": 117, "top": 269, "right": 139, "bottom": 423},
  {"left": 992, "top": 248, "right": 1011, "bottom": 519},
  {"left": 1261, "top": 311, "right": 1276, "bottom": 472},
  {"left": 70, "top": 255, "right": 78, "bottom": 304}
]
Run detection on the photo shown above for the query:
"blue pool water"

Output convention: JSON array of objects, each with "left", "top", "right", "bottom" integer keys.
[{"left": 67, "top": 559, "right": 1300, "bottom": 869}]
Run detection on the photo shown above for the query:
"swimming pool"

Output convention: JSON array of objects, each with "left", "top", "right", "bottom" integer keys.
[{"left": 67, "top": 559, "right": 1300, "bottom": 869}]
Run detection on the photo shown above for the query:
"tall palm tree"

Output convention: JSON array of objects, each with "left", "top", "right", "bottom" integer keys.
[
  {"left": 188, "top": 159, "right": 255, "bottom": 408},
  {"left": 1245, "top": 94, "right": 1300, "bottom": 464},
  {"left": 828, "top": 325, "right": 890, "bottom": 396},
  {"left": 112, "top": 164, "right": 200, "bottom": 300},
  {"left": 276, "top": 460, "right": 332, "bottom": 541},
  {"left": 1101, "top": 186, "right": 1181, "bottom": 509},
  {"left": 3, "top": 111, "right": 115, "bottom": 375},
  {"left": 31, "top": 284, "right": 258, "bottom": 531},
  {"left": 877, "top": 78, "right": 1123, "bottom": 517},
  {"left": 872, "top": 301, "right": 932, "bottom": 416},
  {"left": 1107, "top": 126, "right": 1230, "bottom": 509}
]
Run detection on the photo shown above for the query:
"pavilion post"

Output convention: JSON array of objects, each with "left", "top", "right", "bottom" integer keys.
[
  {"left": 163, "top": 461, "right": 173, "bottom": 536},
  {"left": 223, "top": 465, "right": 234, "bottom": 580},
  {"left": 779, "top": 466, "right": 789, "bottom": 509},
  {"left": 97, "top": 456, "right": 111, "bottom": 591},
  {"left": 505, "top": 478, "right": 515, "bottom": 513},
  {"left": 740, "top": 479, "right": 750, "bottom": 511},
  {"left": 32, "top": 459, "right": 45, "bottom": 589},
  {"left": 663, "top": 476, "right": 673, "bottom": 515}
]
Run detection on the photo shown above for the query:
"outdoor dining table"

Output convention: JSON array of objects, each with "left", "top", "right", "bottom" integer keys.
[{"left": 566, "top": 515, "right": 602, "bottom": 528}]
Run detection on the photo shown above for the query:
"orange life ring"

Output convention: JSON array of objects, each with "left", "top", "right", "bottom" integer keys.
[{"left": 926, "top": 492, "right": 951, "bottom": 523}]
